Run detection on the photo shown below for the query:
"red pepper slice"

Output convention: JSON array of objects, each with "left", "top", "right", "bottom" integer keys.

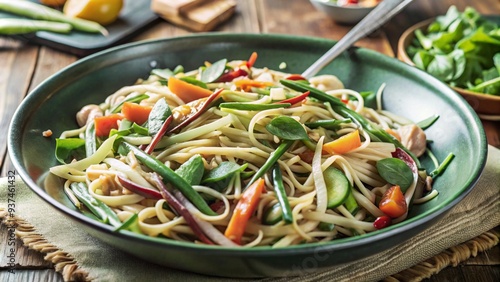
[
  {"left": 285, "top": 74, "right": 308, "bottom": 81},
  {"left": 217, "top": 69, "right": 248, "bottom": 83},
  {"left": 275, "top": 91, "right": 310, "bottom": 105}
]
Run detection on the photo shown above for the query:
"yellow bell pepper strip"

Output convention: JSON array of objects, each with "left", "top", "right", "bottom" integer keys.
[
  {"left": 225, "top": 178, "right": 265, "bottom": 244},
  {"left": 322, "top": 129, "right": 361, "bottom": 155}
]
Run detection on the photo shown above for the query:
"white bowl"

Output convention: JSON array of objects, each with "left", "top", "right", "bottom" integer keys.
[{"left": 310, "top": 0, "right": 379, "bottom": 25}]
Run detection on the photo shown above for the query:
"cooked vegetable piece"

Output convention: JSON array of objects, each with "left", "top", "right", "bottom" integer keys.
[
  {"left": 225, "top": 178, "right": 265, "bottom": 244},
  {"left": 147, "top": 98, "right": 172, "bottom": 136},
  {"left": 114, "top": 213, "right": 141, "bottom": 233},
  {"left": 262, "top": 202, "right": 283, "bottom": 225},
  {"left": 378, "top": 185, "right": 407, "bottom": 218},
  {"left": 275, "top": 91, "right": 310, "bottom": 105},
  {"left": 94, "top": 114, "right": 123, "bottom": 137},
  {"left": 168, "top": 76, "right": 213, "bottom": 103},
  {"left": 121, "top": 102, "right": 152, "bottom": 125},
  {"left": 322, "top": 130, "right": 361, "bottom": 155},
  {"left": 271, "top": 163, "right": 293, "bottom": 224},
  {"left": 85, "top": 121, "right": 97, "bottom": 157},
  {"left": 323, "top": 167, "right": 351, "bottom": 208},
  {"left": 176, "top": 154, "right": 205, "bottom": 186}
]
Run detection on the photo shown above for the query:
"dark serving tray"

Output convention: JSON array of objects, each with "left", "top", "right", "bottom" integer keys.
[{"left": 0, "top": 0, "right": 159, "bottom": 56}]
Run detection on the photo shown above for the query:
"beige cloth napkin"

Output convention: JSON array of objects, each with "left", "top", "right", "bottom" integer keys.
[{"left": 1, "top": 145, "right": 499, "bottom": 282}]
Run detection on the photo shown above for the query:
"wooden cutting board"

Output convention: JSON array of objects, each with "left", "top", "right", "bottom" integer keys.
[{"left": 151, "top": 0, "right": 237, "bottom": 32}]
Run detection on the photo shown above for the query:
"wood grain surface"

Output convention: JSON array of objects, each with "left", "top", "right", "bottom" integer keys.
[{"left": 0, "top": 0, "right": 498, "bottom": 281}]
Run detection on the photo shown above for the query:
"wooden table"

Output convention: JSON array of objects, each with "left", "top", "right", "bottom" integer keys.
[{"left": 0, "top": 0, "right": 498, "bottom": 281}]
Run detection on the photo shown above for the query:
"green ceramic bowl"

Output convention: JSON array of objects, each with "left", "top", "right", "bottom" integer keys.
[{"left": 8, "top": 34, "right": 487, "bottom": 278}]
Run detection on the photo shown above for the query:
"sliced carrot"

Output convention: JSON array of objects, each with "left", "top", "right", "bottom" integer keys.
[
  {"left": 168, "top": 76, "right": 213, "bottom": 103},
  {"left": 322, "top": 129, "right": 361, "bottom": 155},
  {"left": 378, "top": 185, "right": 407, "bottom": 218},
  {"left": 121, "top": 102, "right": 152, "bottom": 125},
  {"left": 224, "top": 178, "right": 265, "bottom": 244},
  {"left": 246, "top": 52, "right": 258, "bottom": 69},
  {"left": 94, "top": 114, "right": 123, "bottom": 137},
  {"left": 234, "top": 79, "right": 274, "bottom": 92}
]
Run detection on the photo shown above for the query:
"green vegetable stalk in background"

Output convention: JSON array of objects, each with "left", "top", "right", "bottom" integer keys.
[{"left": 407, "top": 6, "right": 500, "bottom": 95}]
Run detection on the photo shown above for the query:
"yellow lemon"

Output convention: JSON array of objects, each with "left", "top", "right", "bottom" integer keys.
[{"left": 63, "top": 0, "right": 124, "bottom": 26}]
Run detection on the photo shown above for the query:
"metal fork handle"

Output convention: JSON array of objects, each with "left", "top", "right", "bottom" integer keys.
[{"left": 301, "top": 0, "right": 414, "bottom": 79}]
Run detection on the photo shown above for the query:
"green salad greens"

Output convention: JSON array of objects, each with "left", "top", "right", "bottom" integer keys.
[{"left": 406, "top": 6, "right": 500, "bottom": 95}]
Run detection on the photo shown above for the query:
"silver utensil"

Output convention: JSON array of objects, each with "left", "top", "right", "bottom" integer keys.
[{"left": 302, "top": 0, "right": 414, "bottom": 79}]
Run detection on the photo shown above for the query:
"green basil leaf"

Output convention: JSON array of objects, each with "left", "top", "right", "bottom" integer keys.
[
  {"left": 376, "top": 158, "right": 414, "bottom": 191},
  {"left": 266, "top": 116, "right": 308, "bottom": 141}
]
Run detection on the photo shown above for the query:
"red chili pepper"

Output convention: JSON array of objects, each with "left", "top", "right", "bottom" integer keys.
[
  {"left": 275, "top": 91, "right": 310, "bottom": 105},
  {"left": 217, "top": 69, "right": 248, "bottom": 83},
  {"left": 373, "top": 215, "right": 392, "bottom": 229},
  {"left": 285, "top": 74, "right": 308, "bottom": 81},
  {"left": 246, "top": 52, "right": 258, "bottom": 69}
]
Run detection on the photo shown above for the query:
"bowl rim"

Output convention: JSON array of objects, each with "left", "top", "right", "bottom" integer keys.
[
  {"left": 397, "top": 17, "right": 500, "bottom": 102},
  {"left": 7, "top": 32, "right": 488, "bottom": 256}
]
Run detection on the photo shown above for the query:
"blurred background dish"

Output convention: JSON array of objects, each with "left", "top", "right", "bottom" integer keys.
[
  {"left": 310, "top": 0, "right": 381, "bottom": 25},
  {"left": 397, "top": 8, "right": 500, "bottom": 116}
]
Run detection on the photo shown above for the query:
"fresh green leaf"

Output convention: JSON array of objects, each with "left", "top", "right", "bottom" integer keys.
[
  {"left": 266, "top": 116, "right": 308, "bottom": 141},
  {"left": 376, "top": 158, "right": 414, "bottom": 191},
  {"left": 427, "top": 54, "right": 455, "bottom": 81}
]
